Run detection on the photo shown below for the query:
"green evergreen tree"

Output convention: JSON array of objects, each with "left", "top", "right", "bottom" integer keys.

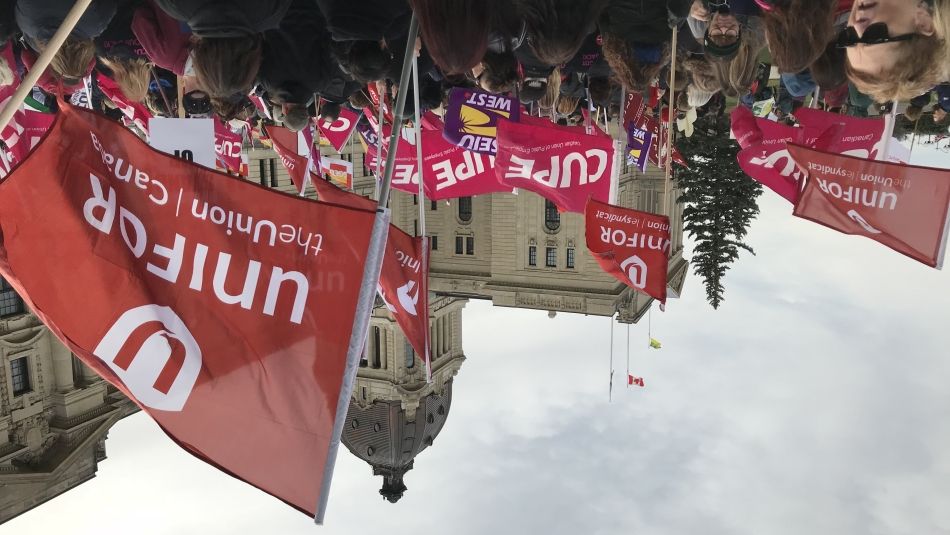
[{"left": 676, "top": 115, "right": 762, "bottom": 308}]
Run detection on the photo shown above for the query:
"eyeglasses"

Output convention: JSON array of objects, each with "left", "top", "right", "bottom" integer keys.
[
  {"left": 836, "top": 22, "right": 916, "bottom": 48},
  {"left": 708, "top": 27, "right": 739, "bottom": 37}
]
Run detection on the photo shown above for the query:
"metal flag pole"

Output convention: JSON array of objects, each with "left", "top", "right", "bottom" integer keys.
[
  {"left": 879, "top": 99, "right": 899, "bottom": 162},
  {"left": 625, "top": 324, "right": 630, "bottom": 388},
  {"left": 663, "top": 30, "right": 678, "bottom": 217},
  {"left": 411, "top": 49, "right": 433, "bottom": 384},
  {"left": 609, "top": 315, "right": 614, "bottom": 403},
  {"left": 0, "top": 0, "right": 93, "bottom": 131},
  {"left": 373, "top": 87, "right": 385, "bottom": 200},
  {"left": 315, "top": 13, "right": 419, "bottom": 525}
]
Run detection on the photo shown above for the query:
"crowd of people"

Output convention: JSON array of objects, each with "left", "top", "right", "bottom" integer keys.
[{"left": 0, "top": 0, "right": 947, "bottom": 138}]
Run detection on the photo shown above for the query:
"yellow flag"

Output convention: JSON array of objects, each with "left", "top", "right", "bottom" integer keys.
[{"left": 649, "top": 338, "right": 662, "bottom": 349}]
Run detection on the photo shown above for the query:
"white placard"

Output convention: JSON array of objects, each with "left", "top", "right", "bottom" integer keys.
[{"left": 148, "top": 118, "right": 216, "bottom": 169}]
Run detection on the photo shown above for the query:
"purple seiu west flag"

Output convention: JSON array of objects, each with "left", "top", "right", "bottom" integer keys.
[
  {"left": 627, "top": 123, "right": 652, "bottom": 173},
  {"left": 442, "top": 87, "right": 520, "bottom": 156}
]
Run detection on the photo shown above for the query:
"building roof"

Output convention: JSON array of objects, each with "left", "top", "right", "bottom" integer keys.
[{"left": 341, "top": 379, "right": 454, "bottom": 503}]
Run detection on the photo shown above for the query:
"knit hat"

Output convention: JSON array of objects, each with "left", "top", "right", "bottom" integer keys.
[{"left": 687, "top": 85, "right": 716, "bottom": 107}]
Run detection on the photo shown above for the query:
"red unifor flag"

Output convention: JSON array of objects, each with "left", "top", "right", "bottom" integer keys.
[
  {"left": 793, "top": 108, "right": 891, "bottom": 161},
  {"left": 214, "top": 119, "right": 245, "bottom": 175},
  {"left": 732, "top": 106, "right": 804, "bottom": 203},
  {"left": 378, "top": 227, "right": 431, "bottom": 376},
  {"left": 266, "top": 124, "right": 309, "bottom": 195},
  {"left": 318, "top": 106, "right": 359, "bottom": 153},
  {"left": 96, "top": 72, "right": 153, "bottom": 134},
  {"left": 788, "top": 144, "right": 950, "bottom": 268},
  {"left": 585, "top": 198, "right": 671, "bottom": 302},
  {"left": 644, "top": 115, "right": 688, "bottom": 169},
  {"left": 311, "top": 172, "right": 376, "bottom": 210},
  {"left": 0, "top": 104, "right": 377, "bottom": 516},
  {"left": 496, "top": 118, "right": 615, "bottom": 214}
]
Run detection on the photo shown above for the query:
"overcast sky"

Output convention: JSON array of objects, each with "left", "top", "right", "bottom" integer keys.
[{"left": 7, "top": 147, "right": 950, "bottom": 535}]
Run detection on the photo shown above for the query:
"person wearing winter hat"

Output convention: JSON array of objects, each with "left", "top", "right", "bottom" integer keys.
[{"left": 687, "top": 83, "right": 716, "bottom": 106}]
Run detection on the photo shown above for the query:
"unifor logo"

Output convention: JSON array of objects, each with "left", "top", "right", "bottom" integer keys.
[
  {"left": 847, "top": 209, "right": 882, "bottom": 234},
  {"left": 377, "top": 282, "right": 419, "bottom": 317},
  {"left": 619, "top": 255, "right": 648, "bottom": 289},
  {"left": 93, "top": 305, "right": 202, "bottom": 412}
]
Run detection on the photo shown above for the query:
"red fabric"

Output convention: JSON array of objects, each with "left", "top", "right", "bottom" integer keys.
[
  {"left": 96, "top": 72, "right": 153, "bottom": 134},
  {"left": 495, "top": 118, "right": 615, "bottom": 214},
  {"left": 267, "top": 125, "right": 309, "bottom": 194},
  {"left": 623, "top": 92, "right": 646, "bottom": 129},
  {"left": 419, "top": 129, "right": 508, "bottom": 200},
  {"left": 311, "top": 174, "right": 374, "bottom": 209},
  {"left": 361, "top": 120, "right": 419, "bottom": 196},
  {"left": 214, "top": 119, "right": 244, "bottom": 174},
  {"left": 131, "top": 0, "right": 191, "bottom": 76},
  {"left": 731, "top": 106, "right": 806, "bottom": 203},
  {"left": 794, "top": 108, "right": 888, "bottom": 161},
  {"left": 0, "top": 104, "right": 377, "bottom": 516},
  {"left": 378, "top": 227, "right": 430, "bottom": 372},
  {"left": 789, "top": 144, "right": 950, "bottom": 268},
  {"left": 317, "top": 106, "right": 359, "bottom": 152},
  {"left": 628, "top": 375, "right": 645, "bottom": 387},
  {"left": 585, "top": 198, "right": 671, "bottom": 303}
]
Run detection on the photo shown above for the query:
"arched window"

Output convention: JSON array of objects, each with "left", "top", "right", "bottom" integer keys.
[
  {"left": 544, "top": 200, "right": 560, "bottom": 232},
  {"left": 458, "top": 196, "right": 473, "bottom": 223},
  {"left": 372, "top": 326, "right": 381, "bottom": 368}
]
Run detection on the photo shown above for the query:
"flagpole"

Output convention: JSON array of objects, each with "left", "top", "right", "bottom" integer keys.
[
  {"left": 625, "top": 323, "right": 630, "bottom": 388},
  {"left": 411, "top": 48, "right": 433, "bottom": 384},
  {"left": 0, "top": 0, "right": 93, "bottom": 131},
  {"left": 609, "top": 315, "right": 614, "bottom": 402},
  {"left": 663, "top": 30, "right": 678, "bottom": 217},
  {"left": 315, "top": 13, "right": 419, "bottom": 525},
  {"left": 879, "top": 99, "right": 899, "bottom": 162}
]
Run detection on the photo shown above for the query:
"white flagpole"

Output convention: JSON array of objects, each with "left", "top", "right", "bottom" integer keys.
[
  {"left": 625, "top": 323, "right": 630, "bottom": 388},
  {"left": 0, "top": 0, "right": 93, "bottom": 131},
  {"left": 879, "top": 99, "right": 899, "bottom": 162},
  {"left": 411, "top": 47, "right": 432, "bottom": 384},
  {"left": 609, "top": 315, "right": 614, "bottom": 402},
  {"left": 316, "top": 13, "right": 419, "bottom": 525}
]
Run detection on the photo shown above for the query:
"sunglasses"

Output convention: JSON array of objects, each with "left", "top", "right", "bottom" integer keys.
[{"left": 836, "top": 22, "right": 916, "bottom": 48}]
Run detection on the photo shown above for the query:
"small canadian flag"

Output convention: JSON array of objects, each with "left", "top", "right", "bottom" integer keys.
[{"left": 628, "top": 375, "right": 645, "bottom": 387}]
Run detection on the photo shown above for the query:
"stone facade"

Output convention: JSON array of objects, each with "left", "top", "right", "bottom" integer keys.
[{"left": 0, "top": 281, "right": 137, "bottom": 524}]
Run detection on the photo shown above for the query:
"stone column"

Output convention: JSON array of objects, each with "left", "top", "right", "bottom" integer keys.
[{"left": 49, "top": 336, "right": 75, "bottom": 392}]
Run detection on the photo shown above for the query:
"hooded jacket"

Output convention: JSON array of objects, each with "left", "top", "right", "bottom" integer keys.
[
  {"left": 599, "top": 0, "right": 691, "bottom": 45},
  {"left": 15, "top": 0, "right": 117, "bottom": 43},
  {"left": 154, "top": 0, "right": 291, "bottom": 38},
  {"left": 315, "top": 0, "right": 411, "bottom": 42},
  {"left": 259, "top": 0, "right": 335, "bottom": 104}
]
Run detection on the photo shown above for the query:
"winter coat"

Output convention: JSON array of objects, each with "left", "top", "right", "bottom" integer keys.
[
  {"left": 16, "top": 0, "right": 117, "bottom": 44},
  {"left": 701, "top": 0, "right": 762, "bottom": 17},
  {"left": 96, "top": 0, "right": 149, "bottom": 61},
  {"left": 131, "top": 0, "right": 191, "bottom": 75},
  {"left": 315, "top": 0, "right": 411, "bottom": 42},
  {"left": 563, "top": 32, "right": 611, "bottom": 78},
  {"left": 599, "top": 0, "right": 691, "bottom": 45},
  {"left": 937, "top": 83, "right": 950, "bottom": 113},
  {"left": 259, "top": 0, "right": 334, "bottom": 105},
  {"left": 515, "top": 45, "right": 554, "bottom": 80},
  {"left": 154, "top": 0, "right": 291, "bottom": 38}
]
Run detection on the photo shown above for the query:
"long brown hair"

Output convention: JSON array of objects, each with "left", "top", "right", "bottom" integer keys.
[
  {"left": 519, "top": 0, "right": 608, "bottom": 65},
  {"left": 41, "top": 36, "right": 95, "bottom": 83},
  {"left": 602, "top": 34, "right": 670, "bottom": 93},
  {"left": 193, "top": 36, "right": 263, "bottom": 98},
  {"left": 100, "top": 57, "right": 152, "bottom": 102},
  {"left": 412, "top": 0, "right": 495, "bottom": 74},
  {"left": 763, "top": 0, "right": 837, "bottom": 73}
]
